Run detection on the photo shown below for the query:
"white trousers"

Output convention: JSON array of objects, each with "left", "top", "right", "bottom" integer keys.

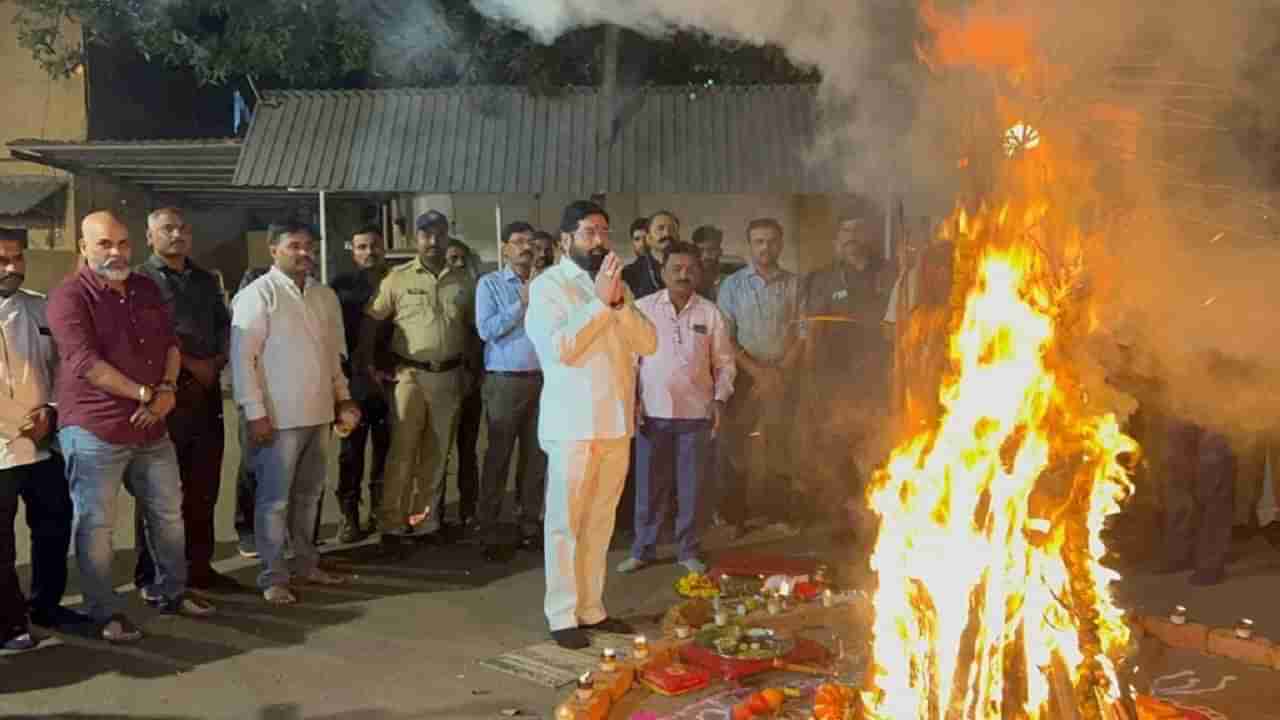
[{"left": 542, "top": 437, "right": 631, "bottom": 631}]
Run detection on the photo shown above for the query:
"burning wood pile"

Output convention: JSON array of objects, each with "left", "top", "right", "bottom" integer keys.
[{"left": 862, "top": 2, "right": 1154, "bottom": 718}]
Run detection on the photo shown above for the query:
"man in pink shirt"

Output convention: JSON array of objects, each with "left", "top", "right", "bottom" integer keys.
[{"left": 618, "top": 241, "right": 736, "bottom": 574}]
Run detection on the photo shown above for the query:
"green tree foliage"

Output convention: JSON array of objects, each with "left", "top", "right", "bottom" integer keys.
[{"left": 9, "top": 0, "right": 817, "bottom": 91}]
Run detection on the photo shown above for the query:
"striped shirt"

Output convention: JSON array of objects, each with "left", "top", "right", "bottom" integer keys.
[{"left": 716, "top": 264, "right": 800, "bottom": 363}]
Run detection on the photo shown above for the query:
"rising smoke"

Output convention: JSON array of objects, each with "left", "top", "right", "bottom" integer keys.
[{"left": 469, "top": 0, "right": 1280, "bottom": 445}]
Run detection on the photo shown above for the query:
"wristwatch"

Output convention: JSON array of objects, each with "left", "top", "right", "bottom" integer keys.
[
  {"left": 138, "top": 385, "right": 154, "bottom": 404},
  {"left": 155, "top": 382, "right": 178, "bottom": 395}
]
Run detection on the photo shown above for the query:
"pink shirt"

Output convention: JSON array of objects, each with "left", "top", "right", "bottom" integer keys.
[{"left": 635, "top": 290, "right": 736, "bottom": 420}]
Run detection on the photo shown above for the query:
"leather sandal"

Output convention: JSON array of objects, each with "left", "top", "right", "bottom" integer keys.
[{"left": 101, "top": 614, "right": 143, "bottom": 644}]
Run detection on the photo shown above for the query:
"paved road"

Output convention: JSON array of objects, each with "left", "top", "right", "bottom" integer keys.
[{"left": 5, "top": 400, "right": 1280, "bottom": 719}]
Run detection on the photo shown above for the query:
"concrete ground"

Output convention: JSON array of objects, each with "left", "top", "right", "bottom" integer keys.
[{"left": 4, "top": 400, "right": 1280, "bottom": 719}]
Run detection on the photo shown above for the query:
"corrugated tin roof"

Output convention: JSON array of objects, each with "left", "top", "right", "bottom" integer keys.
[
  {"left": 0, "top": 175, "right": 66, "bottom": 216},
  {"left": 6, "top": 138, "right": 306, "bottom": 207},
  {"left": 234, "top": 85, "right": 840, "bottom": 193}
]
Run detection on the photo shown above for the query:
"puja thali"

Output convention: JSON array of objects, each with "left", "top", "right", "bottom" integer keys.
[{"left": 693, "top": 624, "right": 795, "bottom": 661}]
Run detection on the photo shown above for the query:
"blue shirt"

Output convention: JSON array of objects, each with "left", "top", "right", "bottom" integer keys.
[
  {"left": 716, "top": 264, "right": 800, "bottom": 363},
  {"left": 475, "top": 267, "right": 540, "bottom": 372}
]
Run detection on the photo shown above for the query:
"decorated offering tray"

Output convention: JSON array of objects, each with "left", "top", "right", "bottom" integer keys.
[
  {"left": 693, "top": 624, "right": 794, "bottom": 661},
  {"left": 680, "top": 636, "right": 831, "bottom": 682}
]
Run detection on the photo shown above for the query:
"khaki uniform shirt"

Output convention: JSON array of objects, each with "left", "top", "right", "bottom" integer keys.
[{"left": 366, "top": 257, "right": 475, "bottom": 365}]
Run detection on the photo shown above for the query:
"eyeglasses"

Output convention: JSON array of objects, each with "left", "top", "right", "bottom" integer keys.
[{"left": 574, "top": 228, "right": 611, "bottom": 241}]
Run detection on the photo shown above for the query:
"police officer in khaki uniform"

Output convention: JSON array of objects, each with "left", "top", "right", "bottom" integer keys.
[{"left": 359, "top": 210, "right": 476, "bottom": 548}]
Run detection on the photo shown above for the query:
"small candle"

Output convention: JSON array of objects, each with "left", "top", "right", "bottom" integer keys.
[
  {"left": 779, "top": 580, "right": 792, "bottom": 598},
  {"left": 633, "top": 634, "right": 649, "bottom": 660},
  {"left": 575, "top": 671, "right": 594, "bottom": 701},
  {"left": 1170, "top": 605, "right": 1188, "bottom": 625},
  {"left": 815, "top": 565, "right": 829, "bottom": 584},
  {"left": 822, "top": 588, "right": 835, "bottom": 608},
  {"left": 600, "top": 647, "right": 617, "bottom": 672},
  {"left": 555, "top": 704, "right": 576, "bottom": 720},
  {"left": 1235, "top": 618, "right": 1254, "bottom": 639},
  {"left": 674, "top": 624, "right": 691, "bottom": 639}
]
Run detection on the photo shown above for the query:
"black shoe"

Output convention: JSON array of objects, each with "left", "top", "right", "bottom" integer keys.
[
  {"left": 412, "top": 531, "right": 445, "bottom": 547},
  {"left": 29, "top": 605, "right": 91, "bottom": 629},
  {"left": 145, "top": 593, "right": 217, "bottom": 617},
  {"left": 376, "top": 531, "right": 415, "bottom": 558},
  {"left": 2, "top": 627, "right": 36, "bottom": 651},
  {"left": 1189, "top": 567, "right": 1226, "bottom": 586},
  {"left": 551, "top": 627, "right": 590, "bottom": 649},
  {"left": 581, "top": 617, "right": 634, "bottom": 634},
  {"left": 338, "top": 513, "right": 365, "bottom": 544}
]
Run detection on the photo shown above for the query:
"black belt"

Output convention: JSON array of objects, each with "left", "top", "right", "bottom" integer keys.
[
  {"left": 487, "top": 370, "right": 542, "bottom": 378},
  {"left": 397, "top": 355, "right": 463, "bottom": 373}
]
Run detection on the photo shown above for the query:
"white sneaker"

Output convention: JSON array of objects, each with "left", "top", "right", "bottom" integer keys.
[
  {"left": 679, "top": 558, "right": 708, "bottom": 574},
  {"left": 615, "top": 557, "right": 649, "bottom": 574},
  {"left": 263, "top": 585, "right": 297, "bottom": 605}
]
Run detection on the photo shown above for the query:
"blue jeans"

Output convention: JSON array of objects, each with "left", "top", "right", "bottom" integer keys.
[
  {"left": 632, "top": 418, "right": 711, "bottom": 563},
  {"left": 60, "top": 426, "right": 186, "bottom": 621},
  {"left": 251, "top": 425, "right": 327, "bottom": 589}
]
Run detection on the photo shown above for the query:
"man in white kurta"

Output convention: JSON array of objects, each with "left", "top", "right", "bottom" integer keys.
[{"left": 525, "top": 201, "right": 657, "bottom": 648}]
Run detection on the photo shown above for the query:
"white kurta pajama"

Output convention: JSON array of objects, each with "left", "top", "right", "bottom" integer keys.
[{"left": 525, "top": 257, "right": 657, "bottom": 631}]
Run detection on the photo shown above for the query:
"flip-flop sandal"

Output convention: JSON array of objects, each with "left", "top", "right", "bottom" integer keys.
[
  {"left": 100, "top": 614, "right": 142, "bottom": 644},
  {"left": 263, "top": 585, "right": 298, "bottom": 605}
]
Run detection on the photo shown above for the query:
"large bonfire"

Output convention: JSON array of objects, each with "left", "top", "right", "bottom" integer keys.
[{"left": 860, "top": 3, "right": 1141, "bottom": 719}]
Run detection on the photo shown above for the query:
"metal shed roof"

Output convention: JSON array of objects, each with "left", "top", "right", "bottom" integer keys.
[
  {"left": 0, "top": 175, "right": 66, "bottom": 216},
  {"left": 233, "top": 85, "right": 840, "bottom": 194},
  {"left": 5, "top": 138, "right": 302, "bottom": 207}
]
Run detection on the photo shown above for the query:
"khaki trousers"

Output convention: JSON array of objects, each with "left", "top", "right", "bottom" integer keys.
[
  {"left": 542, "top": 437, "right": 630, "bottom": 631},
  {"left": 380, "top": 366, "right": 468, "bottom": 533}
]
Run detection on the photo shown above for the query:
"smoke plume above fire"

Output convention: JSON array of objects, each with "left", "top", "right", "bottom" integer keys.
[{"left": 472, "top": 0, "right": 1280, "bottom": 442}]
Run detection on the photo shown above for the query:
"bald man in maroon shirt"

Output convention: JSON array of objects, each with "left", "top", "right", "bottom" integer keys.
[{"left": 48, "top": 211, "right": 214, "bottom": 643}]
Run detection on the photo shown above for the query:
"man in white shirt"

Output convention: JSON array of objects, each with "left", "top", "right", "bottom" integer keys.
[
  {"left": 0, "top": 228, "right": 80, "bottom": 651},
  {"left": 232, "top": 221, "right": 361, "bottom": 605},
  {"left": 526, "top": 201, "right": 657, "bottom": 649},
  {"left": 618, "top": 241, "right": 735, "bottom": 577}
]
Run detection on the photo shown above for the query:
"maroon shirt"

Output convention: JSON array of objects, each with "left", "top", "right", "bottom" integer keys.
[{"left": 48, "top": 266, "right": 178, "bottom": 446}]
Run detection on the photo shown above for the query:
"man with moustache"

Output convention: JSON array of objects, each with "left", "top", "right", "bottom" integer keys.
[
  {"left": 691, "top": 225, "right": 725, "bottom": 301},
  {"left": 446, "top": 238, "right": 483, "bottom": 536},
  {"left": 533, "top": 230, "right": 558, "bottom": 272},
  {"left": 629, "top": 217, "right": 649, "bottom": 261},
  {"left": 716, "top": 218, "right": 804, "bottom": 533},
  {"left": 526, "top": 200, "right": 657, "bottom": 649},
  {"left": 49, "top": 211, "right": 215, "bottom": 643},
  {"left": 232, "top": 221, "right": 359, "bottom": 604},
  {"left": 618, "top": 241, "right": 735, "bottom": 576},
  {"left": 0, "top": 228, "right": 81, "bottom": 651},
  {"left": 622, "top": 211, "right": 680, "bottom": 300},
  {"left": 361, "top": 211, "right": 476, "bottom": 549},
  {"left": 329, "top": 226, "right": 391, "bottom": 542},
  {"left": 800, "top": 214, "right": 892, "bottom": 531},
  {"left": 475, "top": 221, "right": 548, "bottom": 555},
  {"left": 134, "top": 208, "right": 237, "bottom": 592}
]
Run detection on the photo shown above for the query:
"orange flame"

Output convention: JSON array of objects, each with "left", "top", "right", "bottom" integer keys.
[{"left": 862, "top": 201, "right": 1137, "bottom": 718}]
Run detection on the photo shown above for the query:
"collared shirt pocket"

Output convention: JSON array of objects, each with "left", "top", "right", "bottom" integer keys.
[{"left": 399, "top": 288, "right": 440, "bottom": 323}]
